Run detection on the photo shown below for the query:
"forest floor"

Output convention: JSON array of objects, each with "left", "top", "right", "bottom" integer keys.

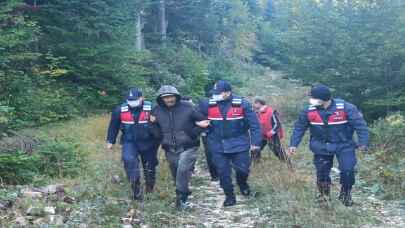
[{"left": 1, "top": 70, "right": 404, "bottom": 227}]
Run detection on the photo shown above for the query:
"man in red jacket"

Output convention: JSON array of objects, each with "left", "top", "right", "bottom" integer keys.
[{"left": 253, "top": 97, "right": 286, "bottom": 161}]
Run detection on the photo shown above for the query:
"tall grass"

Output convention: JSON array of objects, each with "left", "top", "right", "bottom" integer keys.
[{"left": 249, "top": 145, "right": 380, "bottom": 227}]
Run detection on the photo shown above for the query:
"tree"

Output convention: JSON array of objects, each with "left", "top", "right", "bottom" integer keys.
[{"left": 256, "top": 0, "right": 405, "bottom": 119}]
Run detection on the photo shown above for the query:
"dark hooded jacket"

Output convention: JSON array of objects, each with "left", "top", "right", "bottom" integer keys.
[{"left": 151, "top": 85, "right": 205, "bottom": 151}]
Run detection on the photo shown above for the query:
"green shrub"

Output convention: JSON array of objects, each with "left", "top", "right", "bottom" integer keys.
[
  {"left": 370, "top": 113, "right": 405, "bottom": 153},
  {"left": 360, "top": 113, "right": 405, "bottom": 198},
  {"left": 0, "top": 152, "right": 39, "bottom": 185},
  {"left": 0, "top": 137, "right": 85, "bottom": 185},
  {"left": 12, "top": 87, "right": 80, "bottom": 128},
  {"left": 35, "top": 137, "right": 85, "bottom": 178},
  {"left": 148, "top": 46, "right": 209, "bottom": 99},
  {"left": 0, "top": 105, "right": 14, "bottom": 136}
]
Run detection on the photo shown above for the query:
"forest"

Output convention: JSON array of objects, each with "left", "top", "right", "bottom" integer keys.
[
  {"left": 2, "top": 0, "right": 404, "bottom": 132},
  {"left": 1, "top": 0, "right": 404, "bottom": 227}
]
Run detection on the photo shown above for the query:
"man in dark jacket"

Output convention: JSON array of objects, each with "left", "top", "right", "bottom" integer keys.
[
  {"left": 198, "top": 80, "right": 262, "bottom": 207},
  {"left": 288, "top": 85, "right": 369, "bottom": 206},
  {"left": 106, "top": 88, "right": 159, "bottom": 201},
  {"left": 150, "top": 85, "right": 207, "bottom": 210}
]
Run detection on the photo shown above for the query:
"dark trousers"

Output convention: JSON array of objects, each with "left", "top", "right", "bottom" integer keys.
[
  {"left": 122, "top": 142, "right": 159, "bottom": 186},
  {"left": 260, "top": 135, "right": 287, "bottom": 160},
  {"left": 212, "top": 151, "right": 251, "bottom": 194},
  {"left": 202, "top": 136, "right": 218, "bottom": 179},
  {"left": 313, "top": 148, "right": 357, "bottom": 189}
]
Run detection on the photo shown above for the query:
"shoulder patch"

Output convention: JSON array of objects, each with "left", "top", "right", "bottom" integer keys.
[
  {"left": 143, "top": 101, "right": 152, "bottom": 111},
  {"left": 232, "top": 98, "right": 242, "bottom": 106},
  {"left": 121, "top": 104, "right": 129, "bottom": 112},
  {"left": 335, "top": 99, "right": 345, "bottom": 110},
  {"left": 208, "top": 99, "right": 217, "bottom": 106},
  {"left": 307, "top": 105, "right": 317, "bottom": 111}
]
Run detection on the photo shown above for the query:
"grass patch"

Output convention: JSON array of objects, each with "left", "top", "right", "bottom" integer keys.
[{"left": 250, "top": 151, "right": 381, "bottom": 227}]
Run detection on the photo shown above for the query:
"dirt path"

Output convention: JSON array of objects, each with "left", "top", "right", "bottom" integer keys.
[
  {"left": 186, "top": 161, "right": 403, "bottom": 228},
  {"left": 194, "top": 159, "right": 266, "bottom": 227},
  {"left": 184, "top": 160, "right": 268, "bottom": 227},
  {"left": 330, "top": 158, "right": 405, "bottom": 227}
]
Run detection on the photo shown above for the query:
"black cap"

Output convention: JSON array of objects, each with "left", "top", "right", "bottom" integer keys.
[
  {"left": 212, "top": 80, "right": 232, "bottom": 95},
  {"left": 126, "top": 88, "right": 143, "bottom": 100},
  {"left": 310, "top": 84, "right": 331, "bottom": 101}
]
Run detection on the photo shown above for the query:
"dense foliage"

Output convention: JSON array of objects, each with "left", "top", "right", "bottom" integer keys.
[
  {"left": 257, "top": 0, "right": 405, "bottom": 119},
  {"left": 0, "top": 0, "right": 260, "bottom": 133},
  {"left": 2, "top": 0, "right": 405, "bottom": 129},
  {"left": 0, "top": 137, "right": 84, "bottom": 184},
  {"left": 361, "top": 113, "right": 405, "bottom": 198}
]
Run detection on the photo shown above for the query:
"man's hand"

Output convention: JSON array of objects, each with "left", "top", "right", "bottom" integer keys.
[
  {"left": 287, "top": 147, "right": 297, "bottom": 156},
  {"left": 150, "top": 115, "right": 156, "bottom": 123},
  {"left": 106, "top": 143, "right": 113, "bottom": 150},
  {"left": 250, "top": 146, "right": 261, "bottom": 162},
  {"left": 195, "top": 120, "right": 210, "bottom": 128}
]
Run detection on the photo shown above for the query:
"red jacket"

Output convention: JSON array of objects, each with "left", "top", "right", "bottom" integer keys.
[{"left": 257, "top": 106, "right": 284, "bottom": 140}]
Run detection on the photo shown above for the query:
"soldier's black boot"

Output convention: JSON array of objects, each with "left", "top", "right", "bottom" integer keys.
[
  {"left": 175, "top": 190, "right": 191, "bottom": 210},
  {"left": 223, "top": 192, "right": 236, "bottom": 207},
  {"left": 131, "top": 180, "right": 143, "bottom": 201},
  {"left": 239, "top": 183, "right": 251, "bottom": 197},
  {"left": 145, "top": 181, "right": 155, "bottom": 194},
  {"left": 339, "top": 186, "right": 353, "bottom": 207},
  {"left": 209, "top": 168, "right": 219, "bottom": 182},
  {"left": 144, "top": 167, "right": 156, "bottom": 194},
  {"left": 316, "top": 182, "right": 331, "bottom": 203},
  {"left": 237, "top": 173, "right": 252, "bottom": 197}
]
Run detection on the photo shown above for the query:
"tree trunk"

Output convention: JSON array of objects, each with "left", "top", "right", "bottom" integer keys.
[
  {"left": 136, "top": 11, "right": 143, "bottom": 51},
  {"left": 159, "top": 0, "right": 167, "bottom": 43}
]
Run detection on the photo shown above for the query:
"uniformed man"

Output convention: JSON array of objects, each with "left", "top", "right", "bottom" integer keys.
[
  {"left": 106, "top": 88, "right": 159, "bottom": 200},
  {"left": 198, "top": 80, "right": 262, "bottom": 207},
  {"left": 288, "top": 85, "right": 369, "bottom": 206}
]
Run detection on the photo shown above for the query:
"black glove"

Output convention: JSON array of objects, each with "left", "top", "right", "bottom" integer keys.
[{"left": 251, "top": 148, "right": 261, "bottom": 162}]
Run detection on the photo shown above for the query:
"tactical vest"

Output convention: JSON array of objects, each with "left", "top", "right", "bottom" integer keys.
[
  {"left": 207, "top": 98, "right": 246, "bottom": 138},
  {"left": 307, "top": 99, "right": 347, "bottom": 126},
  {"left": 307, "top": 99, "right": 350, "bottom": 143},
  {"left": 120, "top": 101, "right": 151, "bottom": 124},
  {"left": 120, "top": 101, "right": 152, "bottom": 142}
]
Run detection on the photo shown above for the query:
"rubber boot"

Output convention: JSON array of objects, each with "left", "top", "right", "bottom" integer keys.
[
  {"left": 339, "top": 186, "right": 353, "bottom": 207},
  {"left": 316, "top": 182, "right": 331, "bottom": 203},
  {"left": 131, "top": 180, "right": 143, "bottom": 201},
  {"left": 209, "top": 166, "right": 218, "bottom": 181},
  {"left": 175, "top": 190, "right": 191, "bottom": 210},
  {"left": 145, "top": 182, "right": 154, "bottom": 194},
  {"left": 223, "top": 192, "right": 236, "bottom": 207},
  {"left": 209, "top": 167, "right": 218, "bottom": 181},
  {"left": 143, "top": 166, "right": 156, "bottom": 194},
  {"left": 239, "top": 183, "right": 251, "bottom": 197}
]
